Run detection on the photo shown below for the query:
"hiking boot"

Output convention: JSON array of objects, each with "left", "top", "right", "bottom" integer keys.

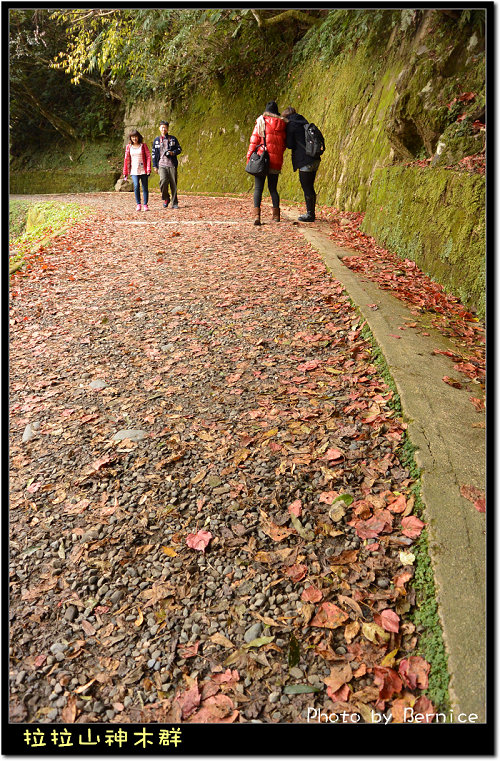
[
  {"left": 172, "top": 204, "right": 179, "bottom": 209},
  {"left": 136, "top": 204, "right": 141, "bottom": 212},
  {"left": 272, "top": 207, "right": 280, "bottom": 223},
  {"left": 163, "top": 200, "right": 169, "bottom": 208},
  {"left": 142, "top": 204, "right": 149, "bottom": 211},
  {"left": 298, "top": 195, "right": 316, "bottom": 222},
  {"left": 253, "top": 207, "right": 261, "bottom": 226}
]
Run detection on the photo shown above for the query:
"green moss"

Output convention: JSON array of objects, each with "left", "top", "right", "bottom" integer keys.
[{"left": 362, "top": 166, "right": 485, "bottom": 318}]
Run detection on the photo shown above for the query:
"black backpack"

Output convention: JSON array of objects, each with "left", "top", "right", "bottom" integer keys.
[{"left": 303, "top": 123, "right": 325, "bottom": 158}]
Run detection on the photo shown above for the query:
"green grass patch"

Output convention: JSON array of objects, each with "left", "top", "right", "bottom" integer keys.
[{"left": 9, "top": 200, "right": 91, "bottom": 272}]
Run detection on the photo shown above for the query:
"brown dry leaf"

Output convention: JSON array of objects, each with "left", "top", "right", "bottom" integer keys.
[
  {"left": 344, "top": 620, "right": 360, "bottom": 644},
  {"left": 134, "top": 607, "right": 144, "bottom": 627},
  {"left": 338, "top": 594, "right": 363, "bottom": 617},
  {"left": 259, "top": 510, "right": 295, "bottom": 542},
  {"left": 210, "top": 633, "right": 235, "bottom": 649},
  {"left": 81, "top": 620, "right": 96, "bottom": 637},
  {"left": 61, "top": 695, "right": 78, "bottom": 723},
  {"left": 324, "top": 663, "right": 353, "bottom": 693},
  {"left": 74, "top": 678, "right": 96, "bottom": 695}
]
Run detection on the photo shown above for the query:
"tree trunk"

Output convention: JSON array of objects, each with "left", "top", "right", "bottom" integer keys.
[{"left": 22, "top": 84, "right": 78, "bottom": 140}]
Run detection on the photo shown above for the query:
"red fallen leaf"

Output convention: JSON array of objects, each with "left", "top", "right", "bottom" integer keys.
[
  {"left": 178, "top": 641, "right": 200, "bottom": 659},
  {"left": 34, "top": 654, "right": 47, "bottom": 668},
  {"left": 211, "top": 669, "right": 239, "bottom": 685},
  {"left": 322, "top": 448, "right": 343, "bottom": 462},
  {"left": 373, "top": 666, "right": 403, "bottom": 701},
  {"left": 186, "top": 530, "right": 213, "bottom": 553},
  {"left": 469, "top": 397, "right": 485, "bottom": 412},
  {"left": 89, "top": 454, "right": 112, "bottom": 472},
  {"left": 442, "top": 376, "right": 462, "bottom": 389},
  {"left": 188, "top": 694, "right": 238, "bottom": 723},
  {"left": 177, "top": 681, "right": 202, "bottom": 719},
  {"left": 311, "top": 602, "right": 348, "bottom": 629},
  {"left": 387, "top": 494, "right": 406, "bottom": 513},
  {"left": 297, "top": 360, "right": 321, "bottom": 372},
  {"left": 393, "top": 571, "right": 413, "bottom": 591},
  {"left": 301, "top": 585, "right": 323, "bottom": 603},
  {"left": 457, "top": 91, "right": 476, "bottom": 102},
  {"left": 327, "top": 684, "right": 351, "bottom": 702},
  {"left": 401, "top": 515, "right": 425, "bottom": 538},
  {"left": 412, "top": 695, "right": 436, "bottom": 722},
  {"left": 379, "top": 609, "right": 400, "bottom": 633},
  {"left": 26, "top": 482, "right": 42, "bottom": 494},
  {"left": 288, "top": 499, "right": 302, "bottom": 517},
  {"left": 460, "top": 484, "right": 486, "bottom": 513},
  {"left": 318, "top": 491, "right": 339, "bottom": 505},
  {"left": 351, "top": 511, "right": 392, "bottom": 539},
  {"left": 285, "top": 563, "right": 308, "bottom": 583},
  {"left": 399, "top": 656, "right": 430, "bottom": 690},
  {"left": 389, "top": 334, "right": 402, "bottom": 339}
]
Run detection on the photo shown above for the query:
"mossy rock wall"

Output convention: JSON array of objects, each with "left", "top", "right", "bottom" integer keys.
[
  {"left": 361, "top": 166, "right": 485, "bottom": 318},
  {"left": 10, "top": 171, "right": 120, "bottom": 195}
]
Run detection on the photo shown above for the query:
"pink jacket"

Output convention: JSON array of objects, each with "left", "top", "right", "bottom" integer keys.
[{"left": 123, "top": 142, "right": 151, "bottom": 177}]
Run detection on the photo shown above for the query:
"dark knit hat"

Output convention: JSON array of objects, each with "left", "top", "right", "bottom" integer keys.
[{"left": 265, "top": 101, "right": 279, "bottom": 115}]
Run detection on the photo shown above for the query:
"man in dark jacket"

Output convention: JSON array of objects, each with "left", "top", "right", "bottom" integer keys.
[
  {"left": 282, "top": 107, "right": 321, "bottom": 222},
  {"left": 152, "top": 120, "right": 182, "bottom": 209}
]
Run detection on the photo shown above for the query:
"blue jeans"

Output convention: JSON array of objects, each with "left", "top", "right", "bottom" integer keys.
[{"left": 132, "top": 174, "right": 149, "bottom": 205}]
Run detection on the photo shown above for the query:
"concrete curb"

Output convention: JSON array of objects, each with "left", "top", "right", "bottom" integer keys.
[{"left": 287, "top": 217, "right": 486, "bottom": 721}]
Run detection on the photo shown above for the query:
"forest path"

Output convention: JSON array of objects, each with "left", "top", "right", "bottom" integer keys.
[{"left": 9, "top": 192, "right": 484, "bottom": 726}]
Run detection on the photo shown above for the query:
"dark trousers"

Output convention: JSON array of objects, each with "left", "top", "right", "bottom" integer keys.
[
  {"left": 253, "top": 172, "right": 280, "bottom": 208},
  {"left": 159, "top": 166, "right": 178, "bottom": 205},
  {"left": 299, "top": 169, "right": 317, "bottom": 203}
]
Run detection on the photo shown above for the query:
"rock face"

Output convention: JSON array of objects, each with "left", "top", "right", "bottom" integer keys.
[{"left": 115, "top": 178, "right": 133, "bottom": 192}]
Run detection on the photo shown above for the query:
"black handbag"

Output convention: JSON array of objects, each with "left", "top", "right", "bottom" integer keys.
[{"left": 245, "top": 128, "right": 269, "bottom": 176}]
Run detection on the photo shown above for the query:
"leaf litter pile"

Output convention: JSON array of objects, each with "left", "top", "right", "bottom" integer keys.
[{"left": 10, "top": 193, "right": 434, "bottom": 725}]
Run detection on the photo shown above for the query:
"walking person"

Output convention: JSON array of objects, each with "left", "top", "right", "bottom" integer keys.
[
  {"left": 152, "top": 120, "right": 182, "bottom": 209},
  {"left": 282, "top": 107, "right": 323, "bottom": 222},
  {"left": 123, "top": 130, "right": 151, "bottom": 211},
  {"left": 246, "top": 101, "right": 287, "bottom": 226}
]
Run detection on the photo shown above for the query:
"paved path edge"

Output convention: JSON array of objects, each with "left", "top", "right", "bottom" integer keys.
[{"left": 285, "top": 218, "right": 486, "bottom": 722}]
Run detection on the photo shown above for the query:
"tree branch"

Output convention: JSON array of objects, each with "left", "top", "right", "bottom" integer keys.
[{"left": 251, "top": 9, "right": 317, "bottom": 28}]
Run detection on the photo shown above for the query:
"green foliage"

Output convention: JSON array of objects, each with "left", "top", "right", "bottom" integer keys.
[
  {"left": 9, "top": 8, "right": 120, "bottom": 155},
  {"left": 292, "top": 9, "right": 407, "bottom": 66}
]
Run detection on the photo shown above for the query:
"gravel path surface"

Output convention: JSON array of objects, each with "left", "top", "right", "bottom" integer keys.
[{"left": 10, "top": 193, "right": 426, "bottom": 724}]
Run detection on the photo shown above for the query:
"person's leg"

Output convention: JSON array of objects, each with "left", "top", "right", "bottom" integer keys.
[
  {"left": 169, "top": 168, "right": 179, "bottom": 207},
  {"left": 253, "top": 175, "right": 265, "bottom": 225},
  {"left": 267, "top": 173, "right": 280, "bottom": 221},
  {"left": 158, "top": 167, "right": 170, "bottom": 205},
  {"left": 141, "top": 175, "right": 149, "bottom": 207},
  {"left": 131, "top": 175, "right": 141, "bottom": 206},
  {"left": 298, "top": 170, "right": 317, "bottom": 221}
]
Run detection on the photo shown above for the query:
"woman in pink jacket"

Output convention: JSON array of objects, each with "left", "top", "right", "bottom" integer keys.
[
  {"left": 246, "top": 101, "right": 287, "bottom": 225},
  {"left": 123, "top": 130, "right": 152, "bottom": 211}
]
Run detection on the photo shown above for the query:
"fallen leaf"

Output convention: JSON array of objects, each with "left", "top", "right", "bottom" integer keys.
[
  {"left": 186, "top": 530, "right": 213, "bottom": 553},
  {"left": 379, "top": 609, "right": 400, "bottom": 633},
  {"left": 311, "top": 602, "right": 348, "bottom": 629}
]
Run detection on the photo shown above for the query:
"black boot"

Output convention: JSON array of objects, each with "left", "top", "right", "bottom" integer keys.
[{"left": 298, "top": 194, "right": 316, "bottom": 222}]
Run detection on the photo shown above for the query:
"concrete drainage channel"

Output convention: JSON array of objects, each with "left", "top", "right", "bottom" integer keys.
[{"left": 283, "top": 214, "right": 486, "bottom": 723}]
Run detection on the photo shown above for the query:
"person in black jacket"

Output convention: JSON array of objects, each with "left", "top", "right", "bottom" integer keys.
[
  {"left": 282, "top": 106, "right": 320, "bottom": 222},
  {"left": 152, "top": 120, "right": 182, "bottom": 209}
]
